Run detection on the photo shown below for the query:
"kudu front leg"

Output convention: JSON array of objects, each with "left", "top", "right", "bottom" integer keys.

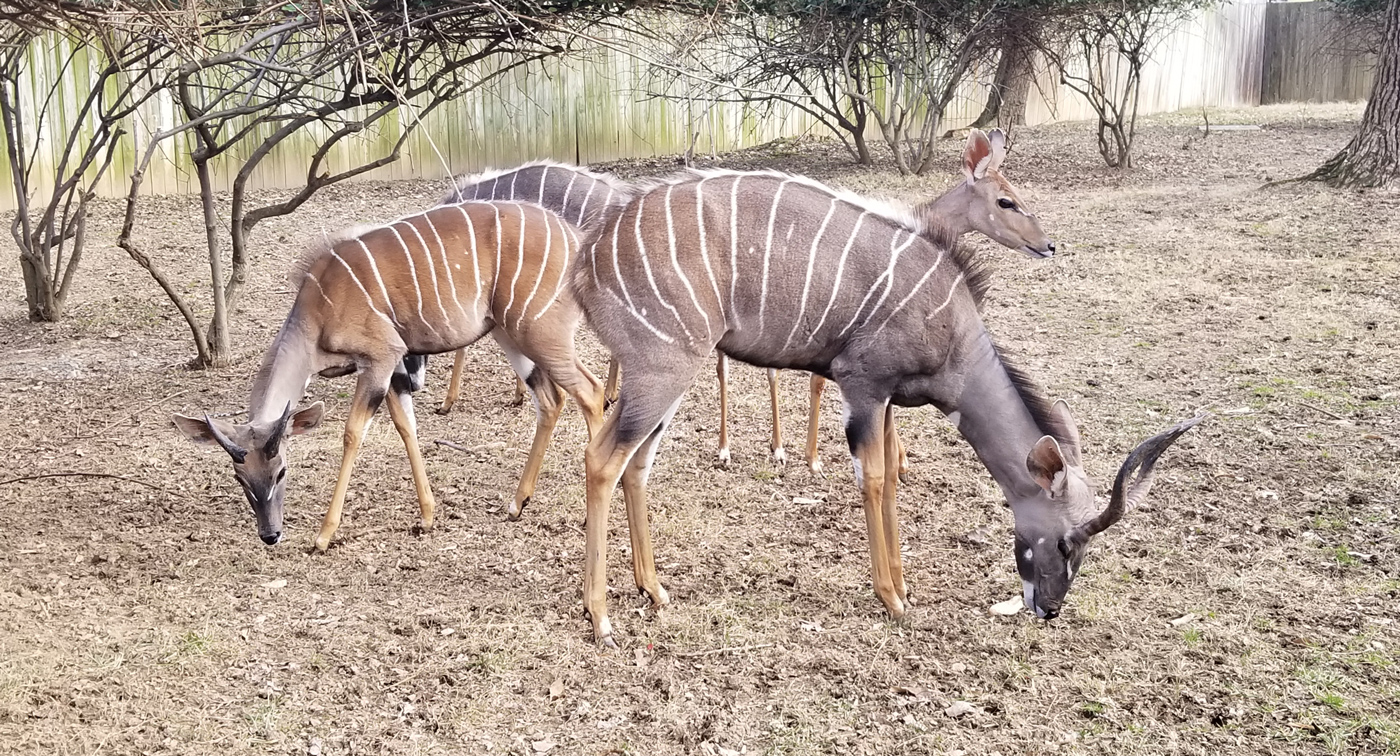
[
  {"left": 806, "top": 374, "right": 826, "bottom": 474},
  {"left": 846, "top": 401, "right": 904, "bottom": 618},
  {"left": 768, "top": 368, "right": 786, "bottom": 464},
  {"left": 622, "top": 424, "right": 671, "bottom": 608},
  {"left": 716, "top": 354, "right": 731, "bottom": 465},
  {"left": 385, "top": 385, "right": 437, "bottom": 535},
  {"left": 882, "top": 403, "right": 908, "bottom": 605},
  {"left": 315, "top": 373, "right": 389, "bottom": 552},
  {"left": 604, "top": 358, "right": 621, "bottom": 407},
  {"left": 436, "top": 348, "right": 467, "bottom": 415}
]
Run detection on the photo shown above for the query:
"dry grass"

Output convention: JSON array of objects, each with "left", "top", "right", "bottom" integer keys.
[{"left": 1, "top": 102, "right": 1397, "bottom": 755}]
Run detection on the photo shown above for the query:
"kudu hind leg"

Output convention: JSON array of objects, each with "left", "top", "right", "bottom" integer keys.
[
  {"left": 622, "top": 415, "right": 679, "bottom": 608},
  {"left": 584, "top": 364, "right": 702, "bottom": 646},
  {"left": 385, "top": 383, "right": 438, "bottom": 535},
  {"left": 716, "top": 354, "right": 731, "bottom": 465},
  {"left": 510, "top": 372, "right": 566, "bottom": 521},
  {"left": 315, "top": 368, "right": 392, "bottom": 552},
  {"left": 604, "top": 357, "right": 620, "bottom": 406}
]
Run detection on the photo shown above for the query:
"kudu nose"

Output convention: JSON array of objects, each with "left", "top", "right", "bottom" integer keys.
[
  {"left": 1041, "top": 606, "right": 1060, "bottom": 620},
  {"left": 260, "top": 532, "right": 282, "bottom": 546},
  {"left": 1046, "top": 241, "right": 1056, "bottom": 255}
]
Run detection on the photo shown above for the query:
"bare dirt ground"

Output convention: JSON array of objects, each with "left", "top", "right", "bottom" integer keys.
[{"left": 1, "top": 102, "right": 1397, "bottom": 755}]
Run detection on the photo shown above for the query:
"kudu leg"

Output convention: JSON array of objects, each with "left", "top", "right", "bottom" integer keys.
[
  {"left": 512, "top": 376, "right": 528, "bottom": 407},
  {"left": 845, "top": 399, "right": 904, "bottom": 618},
  {"left": 583, "top": 364, "right": 701, "bottom": 646},
  {"left": 621, "top": 418, "right": 677, "bottom": 608},
  {"left": 314, "top": 370, "right": 390, "bottom": 552},
  {"left": 509, "top": 375, "right": 566, "bottom": 521},
  {"left": 436, "top": 348, "right": 466, "bottom": 415},
  {"left": 716, "top": 354, "right": 731, "bottom": 465},
  {"left": 881, "top": 403, "right": 908, "bottom": 605},
  {"left": 768, "top": 369, "right": 786, "bottom": 464},
  {"left": 385, "top": 385, "right": 437, "bottom": 535},
  {"left": 604, "top": 357, "right": 621, "bottom": 406},
  {"left": 806, "top": 374, "right": 826, "bottom": 474}
]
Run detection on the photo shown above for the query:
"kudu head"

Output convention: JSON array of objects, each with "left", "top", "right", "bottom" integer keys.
[
  {"left": 173, "top": 402, "right": 325, "bottom": 545},
  {"left": 955, "top": 128, "right": 1055, "bottom": 258},
  {"left": 1009, "top": 402, "right": 1204, "bottom": 619}
]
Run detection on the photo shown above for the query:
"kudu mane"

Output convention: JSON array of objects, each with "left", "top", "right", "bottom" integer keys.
[{"left": 441, "top": 160, "right": 634, "bottom": 230}]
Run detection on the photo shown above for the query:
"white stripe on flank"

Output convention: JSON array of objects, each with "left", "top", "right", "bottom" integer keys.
[
  {"left": 333, "top": 249, "right": 394, "bottom": 326},
  {"left": 561, "top": 171, "right": 579, "bottom": 219},
  {"left": 420, "top": 212, "right": 468, "bottom": 322},
  {"left": 807, "top": 210, "right": 868, "bottom": 343},
  {"left": 537, "top": 165, "right": 550, "bottom": 204},
  {"left": 840, "top": 230, "right": 920, "bottom": 338},
  {"left": 694, "top": 178, "right": 724, "bottom": 318},
  {"left": 532, "top": 211, "right": 573, "bottom": 320},
  {"left": 577, "top": 180, "right": 597, "bottom": 226},
  {"left": 509, "top": 169, "right": 519, "bottom": 197},
  {"left": 451, "top": 205, "right": 483, "bottom": 318},
  {"left": 728, "top": 175, "right": 742, "bottom": 328},
  {"left": 491, "top": 203, "right": 504, "bottom": 314},
  {"left": 783, "top": 196, "right": 837, "bottom": 349},
  {"left": 386, "top": 224, "right": 428, "bottom": 330},
  {"left": 503, "top": 203, "right": 527, "bottom": 322},
  {"left": 610, "top": 206, "right": 674, "bottom": 344},
  {"left": 920, "top": 272, "right": 966, "bottom": 324},
  {"left": 517, "top": 206, "right": 551, "bottom": 328},
  {"left": 354, "top": 238, "right": 402, "bottom": 328},
  {"left": 665, "top": 185, "right": 711, "bottom": 340},
  {"left": 871, "top": 251, "right": 951, "bottom": 336},
  {"left": 636, "top": 194, "right": 695, "bottom": 345},
  {"left": 304, "top": 272, "right": 335, "bottom": 308},
  {"left": 490, "top": 176, "right": 500, "bottom": 198},
  {"left": 398, "top": 220, "right": 450, "bottom": 326},
  {"left": 758, "top": 179, "right": 792, "bottom": 336}
]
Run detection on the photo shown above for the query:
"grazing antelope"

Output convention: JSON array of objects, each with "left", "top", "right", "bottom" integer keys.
[
  {"left": 424, "top": 161, "right": 633, "bottom": 414},
  {"left": 572, "top": 168, "right": 1202, "bottom": 644},
  {"left": 174, "top": 199, "right": 605, "bottom": 549},
  {"left": 713, "top": 128, "right": 1056, "bottom": 472}
]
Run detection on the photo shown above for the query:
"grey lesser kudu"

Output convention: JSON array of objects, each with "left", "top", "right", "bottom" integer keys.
[
  {"left": 572, "top": 169, "right": 1203, "bottom": 645},
  {"left": 714, "top": 128, "right": 1056, "bottom": 472},
  {"left": 174, "top": 199, "right": 605, "bottom": 549},
  {"left": 413, "top": 161, "right": 633, "bottom": 415}
]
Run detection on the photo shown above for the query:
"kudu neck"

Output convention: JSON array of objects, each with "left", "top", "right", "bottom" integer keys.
[
  {"left": 921, "top": 181, "right": 978, "bottom": 238},
  {"left": 247, "top": 316, "right": 318, "bottom": 423},
  {"left": 937, "top": 332, "right": 1052, "bottom": 502}
]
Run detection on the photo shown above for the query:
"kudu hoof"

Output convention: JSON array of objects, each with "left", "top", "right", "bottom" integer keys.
[
  {"left": 507, "top": 497, "right": 529, "bottom": 521},
  {"left": 311, "top": 535, "right": 333, "bottom": 553},
  {"left": 639, "top": 584, "right": 670, "bottom": 608},
  {"left": 411, "top": 519, "right": 434, "bottom": 536},
  {"left": 772, "top": 447, "right": 787, "bottom": 465},
  {"left": 716, "top": 447, "right": 731, "bottom": 467},
  {"left": 809, "top": 459, "right": 824, "bottom": 476},
  {"left": 434, "top": 405, "right": 452, "bottom": 416}
]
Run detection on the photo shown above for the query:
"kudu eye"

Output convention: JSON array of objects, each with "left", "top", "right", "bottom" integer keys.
[
  {"left": 1058, "top": 538, "right": 1072, "bottom": 559},
  {"left": 997, "top": 198, "right": 1016, "bottom": 210},
  {"left": 275, "top": 468, "right": 287, "bottom": 483}
]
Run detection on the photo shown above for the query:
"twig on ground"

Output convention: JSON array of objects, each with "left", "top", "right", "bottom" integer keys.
[
  {"left": 434, "top": 440, "right": 507, "bottom": 454},
  {"left": 672, "top": 643, "right": 775, "bottom": 658},
  {"left": 0, "top": 471, "right": 190, "bottom": 499},
  {"left": 1297, "top": 402, "right": 1348, "bottom": 421}
]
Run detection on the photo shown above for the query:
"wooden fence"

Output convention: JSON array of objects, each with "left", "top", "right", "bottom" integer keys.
[{"left": 0, "top": 1, "right": 1378, "bottom": 211}]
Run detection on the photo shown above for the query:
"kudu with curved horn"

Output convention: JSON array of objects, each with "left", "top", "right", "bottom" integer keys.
[
  {"left": 175, "top": 198, "right": 605, "bottom": 548},
  {"left": 572, "top": 168, "right": 1203, "bottom": 644}
]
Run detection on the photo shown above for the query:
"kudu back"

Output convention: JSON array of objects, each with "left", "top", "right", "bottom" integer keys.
[{"left": 570, "top": 168, "right": 1202, "bottom": 645}]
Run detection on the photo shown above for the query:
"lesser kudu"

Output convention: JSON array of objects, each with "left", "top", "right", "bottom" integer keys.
[
  {"left": 572, "top": 169, "right": 1202, "bottom": 645},
  {"left": 175, "top": 198, "right": 605, "bottom": 548}
]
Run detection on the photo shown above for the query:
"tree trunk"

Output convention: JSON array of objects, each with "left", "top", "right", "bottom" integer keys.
[
  {"left": 969, "top": 19, "right": 1036, "bottom": 130},
  {"left": 195, "top": 156, "right": 231, "bottom": 368},
  {"left": 1304, "top": 0, "right": 1400, "bottom": 188}
]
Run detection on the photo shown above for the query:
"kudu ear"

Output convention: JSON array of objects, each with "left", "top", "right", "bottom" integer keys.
[
  {"left": 1051, "top": 400, "right": 1083, "bottom": 464},
  {"left": 986, "top": 128, "right": 1008, "bottom": 174},
  {"left": 962, "top": 129, "right": 994, "bottom": 183},
  {"left": 173, "top": 413, "right": 221, "bottom": 447},
  {"left": 1026, "top": 435, "right": 1067, "bottom": 495},
  {"left": 289, "top": 402, "right": 325, "bottom": 436}
]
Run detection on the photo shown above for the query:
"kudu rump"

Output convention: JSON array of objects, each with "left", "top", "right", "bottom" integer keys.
[
  {"left": 429, "top": 162, "right": 632, "bottom": 414},
  {"left": 174, "top": 198, "right": 605, "bottom": 548},
  {"left": 715, "top": 128, "right": 1055, "bottom": 472},
  {"left": 574, "top": 169, "right": 1202, "bottom": 644}
]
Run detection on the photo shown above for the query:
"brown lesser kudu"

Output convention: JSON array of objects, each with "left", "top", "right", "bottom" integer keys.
[
  {"left": 174, "top": 198, "right": 605, "bottom": 548},
  {"left": 571, "top": 165, "right": 1204, "bottom": 645}
]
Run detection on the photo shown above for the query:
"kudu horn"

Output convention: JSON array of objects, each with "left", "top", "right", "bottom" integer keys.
[
  {"left": 263, "top": 402, "right": 293, "bottom": 456},
  {"left": 1082, "top": 413, "right": 1208, "bottom": 537},
  {"left": 204, "top": 413, "right": 248, "bottom": 464}
]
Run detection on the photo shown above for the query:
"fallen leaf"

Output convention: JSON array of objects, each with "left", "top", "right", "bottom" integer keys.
[
  {"left": 944, "top": 701, "right": 978, "bottom": 718},
  {"left": 532, "top": 740, "right": 555, "bottom": 753},
  {"left": 634, "top": 648, "right": 648, "bottom": 668},
  {"left": 261, "top": 578, "right": 287, "bottom": 590},
  {"left": 1169, "top": 613, "right": 1197, "bottom": 627},
  {"left": 990, "top": 597, "right": 1023, "bottom": 616},
  {"left": 548, "top": 678, "right": 564, "bottom": 700},
  {"left": 792, "top": 496, "right": 822, "bottom": 505}
]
